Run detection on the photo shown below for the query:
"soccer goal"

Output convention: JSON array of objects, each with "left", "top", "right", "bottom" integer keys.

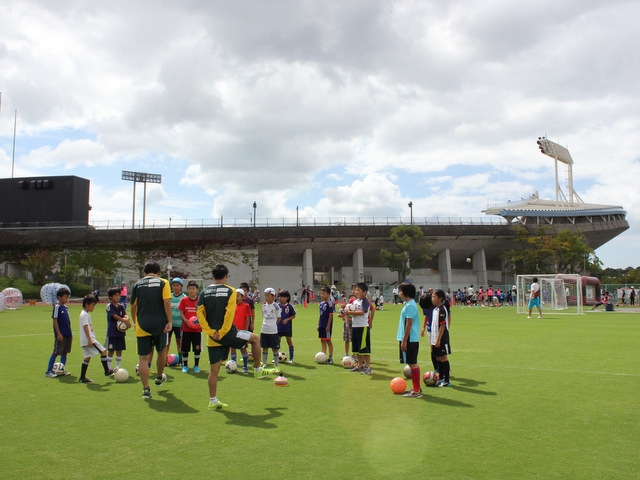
[{"left": 516, "top": 274, "right": 583, "bottom": 315}]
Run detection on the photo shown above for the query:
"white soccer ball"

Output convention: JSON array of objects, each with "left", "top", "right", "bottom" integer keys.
[
  {"left": 278, "top": 351, "right": 288, "bottom": 362},
  {"left": 114, "top": 368, "right": 129, "bottom": 383},
  {"left": 403, "top": 364, "right": 412, "bottom": 379},
  {"left": 116, "top": 320, "right": 129, "bottom": 332},
  {"left": 341, "top": 356, "right": 355, "bottom": 368},
  {"left": 225, "top": 360, "right": 238, "bottom": 373},
  {"left": 52, "top": 362, "right": 65, "bottom": 375},
  {"left": 345, "top": 303, "right": 357, "bottom": 312},
  {"left": 315, "top": 352, "right": 327, "bottom": 364}
]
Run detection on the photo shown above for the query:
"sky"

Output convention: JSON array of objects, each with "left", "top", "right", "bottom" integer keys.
[{"left": 1, "top": 0, "right": 639, "bottom": 268}]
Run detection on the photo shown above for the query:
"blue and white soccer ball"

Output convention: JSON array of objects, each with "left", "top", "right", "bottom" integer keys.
[
  {"left": 225, "top": 360, "right": 238, "bottom": 373},
  {"left": 52, "top": 362, "right": 65, "bottom": 375}
]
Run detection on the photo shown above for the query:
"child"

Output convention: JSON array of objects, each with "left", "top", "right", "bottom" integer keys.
[
  {"left": 317, "top": 286, "right": 334, "bottom": 363},
  {"left": 168, "top": 278, "right": 186, "bottom": 361},
  {"left": 179, "top": 280, "right": 202, "bottom": 373},
  {"left": 431, "top": 289, "right": 451, "bottom": 387},
  {"left": 230, "top": 287, "right": 252, "bottom": 373},
  {"left": 337, "top": 284, "right": 356, "bottom": 358},
  {"left": 260, "top": 287, "right": 281, "bottom": 369},
  {"left": 45, "top": 287, "right": 73, "bottom": 377},
  {"left": 277, "top": 291, "right": 296, "bottom": 364},
  {"left": 527, "top": 277, "right": 542, "bottom": 318},
  {"left": 419, "top": 293, "right": 438, "bottom": 373},
  {"left": 79, "top": 295, "right": 117, "bottom": 383},
  {"left": 345, "top": 282, "right": 372, "bottom": 375},
  {"left": 397, "top": 282, "right": 422, "bottom": 397},
  {"left": 105, "top": 287, "right": 130, "bottom": 370}
]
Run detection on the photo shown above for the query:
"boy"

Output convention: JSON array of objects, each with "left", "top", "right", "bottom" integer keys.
[
  {"left": 317, "top": 286, "right": 334, "bottom": 363},
  {"left": 168, "top": 278, "right": 186, "bottom": 360},
  {"left": 45, "top": 287, "right": 73, "bottom": 377},
  {"left": 431, "top": 289, "right": 451, "bottom": 387},
  {"left": 419, "top": 293, "right": 438, "bottom": 373},
  {"left": 345, "top": 282, "right": 372, "bottom": 375},
  {"left": 397, "top": 282, "right": 422, "bottom": 398},
  {"left": 277, "top": 290, "right": 296, "bottom": 364},
  {"left": 230, "top": 287, "right": 252, "bottom": 373},
  {"left": 338, "top": 284, "right": 356, "bottom": 358},
  {"left": 261, "top": 288, "right": 282, "bottom": 369},
  {"left": 106, "top": 287, "right": 130, "bottom": 370},
  {"left": 527, "top": 277, "right": 542, "bottom": 318},
  {"left": 197, "top": 264, "right": 275, "bottom": 410},
  {"left": 79, "top": 295, "right": 117, "bottom": 383},
  {"left": 179, "top": 280, "right": 202, "bottom": 373}
]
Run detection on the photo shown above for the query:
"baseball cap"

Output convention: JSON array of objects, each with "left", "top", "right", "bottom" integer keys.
[
  {"left": 264, "top": 287, "right": 276, "bottom": 295},
  {"left": 236, "top": 288, "right": 246, "bottom": 297},
  {"left": 171, "top": 278, "right": 184, "bottom": 286}
]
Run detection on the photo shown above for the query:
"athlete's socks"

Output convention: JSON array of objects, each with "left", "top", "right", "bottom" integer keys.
[
  {"left": 289, "top": 346, "right": 294, "bottom": 360},
  {"left": 411, "top": 367, "right": 421, "bottom": 392},
  {"left": 115, "top": 355, "right": 122, "bottom": 368},
  {"left": 106, "top": 356, "right": 113, "bottom": 369},
  {"left": 231, "top": 353, "right": 237, "bottom": 362},
  {"left": 182, "top": 353, "right": 189, "bottom": 367},
  {"left": 242, "top": 354, "right": 249, "bottom": 369},
  {"left": 194, "top": 354, "right": 200, "bottom": 367},
  {"left": 262, "top": 351, "right": 268, "bottom": 365},
  {"left": 440, "top": 361, "right": 450, "bottom": 382},
  {"left": 101, "top": 356, "right": 110, "bottom": 374},
  {"left": 47, "top": 354, "right": 57, "bottom": 373},
  {"left": 80, "top": 361, "right": 89, "bottom": 379}
]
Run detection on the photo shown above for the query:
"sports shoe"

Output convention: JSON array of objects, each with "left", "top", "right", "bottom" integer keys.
[
  {"left": 287, "top": 359, "right": 294, "bottom": 364},
  {"left": 142, "top": 387, "right": 152, "bottom": 399},
  {"left": 154, "top": 373, "right": 168, "bottom": 386},
  {"left": 193, "top": 366, "right": 200, "bottom": 374},
  {"left": 254, "top": 366, "right": 277, "bottom": 378},
  {"left": 350, "top": 365, "right": 363, "bottom": 372},
  {"left": 105, "top": 368, "right": 117, "bottom": 377},
  {"left": 45, "top": 371, "right": 58, "bottom": 378},
  {"left": 436, "top": 380, "right": 451, "bottom": 387},
  {"left": 61, "top": 369, "right": 71, "bottom": 376},
  {"left": 326, "top": 358, "right": 333, "bottom": 364},
  {"left": 360, "top": 367, "right": 372, "bottom": 375},
  {"left": 208, "top": 400, "right": 228, "bottom": 410},
  {"left": 538, "top": 315, "right": 543, "bottom": 319},
  {"left": 241, "top": 367, "right": 248, "bottom": 374},
  {"left": 527, "top": 315, "right": 531, "bottom": 319},
  {"left": 78, "top": 377, "right": 94, "bottom": 383},
  {"left": 182, "top": 365, "right": 189, "bottom": 373},
  {"left": 403, "top": 389, "right": 423, "bottom": 398}
]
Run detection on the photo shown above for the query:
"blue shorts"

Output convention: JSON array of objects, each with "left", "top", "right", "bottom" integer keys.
[
  {"left": 260, "top": 333, "right": 280, "bottom": 349},
  {"left": 318, "top": 324, "right": 332, "bottom": 340},
  {"left": 528, "top": 297, "right": 541, "bottom": 309}
]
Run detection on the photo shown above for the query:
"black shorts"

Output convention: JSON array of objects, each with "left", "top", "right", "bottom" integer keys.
[
  {"left": 399, "top": 341, "right": 419, "bottom": 364},
  {"left": 106, "top": 336, "right": 126, "bottom": 352},
  {"left": 208, "top": 346, "right": 230, "bottom": 365},
  {"left": 181, "top": 331, "right": 202, "bottom": 353},
  {"left": 260, "top": 333, "right": 280, "bottom": 349},
  {"left": 432, "top": 330, "right": 451, "bottom": 356},
  {"left": 169, "top": 326, "right": 182, "bottom": 340},
  {"left": 218, "top": 326, "right": 252, "bottom": 349},
  {"left": 136, "top": 333, "right": 168, "bottom": 357},
  {"left": 53, "top": 336, "right": 72, "bottom": 355},
  {"left": 351, "top": 326, "right": 371, "bottom": 355}
]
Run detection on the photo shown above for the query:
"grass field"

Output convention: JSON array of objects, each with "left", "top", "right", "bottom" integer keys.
[{"left": 1, "top": 302, "right": 638, "bottom": 479}]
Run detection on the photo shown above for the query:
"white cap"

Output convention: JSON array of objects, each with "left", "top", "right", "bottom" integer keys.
[
  {"left": 264, "top": 287, "right": 276, "bottom": 295},
  {"left": 236, "top": 288, "right": 246, "bottom": 297}
]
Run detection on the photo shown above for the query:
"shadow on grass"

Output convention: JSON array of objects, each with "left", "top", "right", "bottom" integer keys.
[
  {"left": 449, "top": 377, "right": 497, "bottom": 396},
  {"left": 146, "top": 390, "right": 199, "bottom": 414},
  {"left": 419, "top": 392, "right": 474, "bottom": 408},
  {"left": 218, "top": 407, "right": 287, "bottom": 429}
]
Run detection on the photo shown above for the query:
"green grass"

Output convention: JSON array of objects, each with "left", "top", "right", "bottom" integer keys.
[{"left": 1, "top": 303, "right": 638, "bottom": 479}]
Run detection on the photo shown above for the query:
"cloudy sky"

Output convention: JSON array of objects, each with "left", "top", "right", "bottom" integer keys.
[{"left": 1, "top": 0, "right": 639, "bottom": 268}]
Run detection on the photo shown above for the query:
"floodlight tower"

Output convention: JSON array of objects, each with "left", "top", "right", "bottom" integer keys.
[
  {"left": 121, "top": 170, "right": 162, "bottom": 229},
  {"left": 536, "top": 136, "right": 583, "bottom": 206}
]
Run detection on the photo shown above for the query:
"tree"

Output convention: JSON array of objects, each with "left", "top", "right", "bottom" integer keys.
[
  {"left": 379, "top": 225, "right": 432, "bottom": 283},
  {"left": 21, "top": 249, "right": 58, "bottom": 284}
]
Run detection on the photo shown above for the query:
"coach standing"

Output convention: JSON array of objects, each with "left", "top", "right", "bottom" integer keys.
[{"left": 131, "top": 262, "right": 173, "bottom": 399}]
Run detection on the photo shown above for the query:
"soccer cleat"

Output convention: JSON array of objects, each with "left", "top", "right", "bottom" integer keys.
[
  {"left": 403, "top": 389, "right": 423, "bottom": 398},
  {"left": 78, "top": 378, "right": 94, "bottom": 383},
  {"left": 287, "top": 359, "right": 294, "bottom": 364},
  {"left": 326, "top": 358, "right": 333, "bottom": 364},
  {"left": 350, "top": 365, "right": 363, "bottom": 372},
  {"left": 360, "top": 367, "right": 372, "bottom": 375},
  {"left": 538, "top": 315, "right": 543, "bottom": 319},
  {"left": 105, "top": 368, "right": 117, "bottom": 377},
  {"left": 241, "top": 367, "right": 248, "bottom": 374},
  {"left": 527, "top": 316, "right": 531, "bottom": 319},
  {"left": 193, "top": 366, "right": 200, "bottom": 374},
  {"left": 45, "top": 371, "right": 58, "bottom": 378},
  {"left": 154, "top": 373, "right": 168, "bottom": 386},
  {"left": 436, "top": 380, "right": 451, "bottom": 387},
  {"left": 254, "top": 366, "right": 277, "bottom": 378},
  {"left": 142, "top": 387, "right": 152, "bottom": 399},
  {"left": 208, "top": 400, "right": 228, "bottom": 410},
  {"left": 181, "top": 365, "right": 189, "bottom": 373}
]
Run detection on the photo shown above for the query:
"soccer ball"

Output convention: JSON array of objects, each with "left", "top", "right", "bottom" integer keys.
[
  {"left": 114, "top": 368, "right": 129, "bottom": 383},
  {"left": 390, "top": 377, "right": 407, "bottom": 394},
  {"left": 341, "top": 356, "right": 355, "bottom": 368},
  {"left": 314, "top": 352, "right": 327, "bottom": 364},
  {"left": 274, "top": 375, "right": 289, "bottom": 386},
  {"left": 116, "top": 320, "right": 129, "bottom": 332},
  {"left": 52, "top": 362, "right": 65, "bottom": 375},
  {"left": 423, "top": 371, "right": 439, "bottom": 386},
  {"left": 403, "top": 365, "right": 412, "bottom": 379},
  {"left": 186, "top": 315, "right": 200, "bottom": 330},
  {"left": 167, "top": 354, "right": 180, "bottom": 366},
  {"left": 278, "top": 351, "right": 288, "bottom": 362},
  {"left": 225, "top": 360, "right": 238, "bottom": 373},
  {"left": 345, "top": 303, "right": 357, "bottom": 312}
]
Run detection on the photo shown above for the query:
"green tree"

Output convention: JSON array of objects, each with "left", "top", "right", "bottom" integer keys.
[
  {"left": 379, "top": 225, "right": 432, "bottom": 283},
  {"left": 21, "top": 249, "right": 58, "bottom": 284}
]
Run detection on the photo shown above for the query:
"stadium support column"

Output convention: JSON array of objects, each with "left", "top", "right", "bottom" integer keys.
[
  {"left": 438, "top": 248, "right": 452, "bottom": 290},
  {"left": 302, "top": 248, "right": 314, "bottom": 289},
  {"left": 472, "top": 249, "right": 488, "bottom": 286},
  {"left": 353, "top": 248, "right": 364, "bottom": 285}
]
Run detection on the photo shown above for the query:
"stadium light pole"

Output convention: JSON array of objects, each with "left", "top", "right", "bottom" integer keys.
[
  {"left": 121, "top": 171, "right": 162, "bottom": 229},
  {"left": 253, "top": 201, "right": 257, "bottom": 227},
  {"left": 408, "top": 201, "right": 413, "bottom": 225}
]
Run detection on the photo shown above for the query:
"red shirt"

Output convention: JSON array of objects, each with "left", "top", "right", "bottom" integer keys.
[
  {"left": 178, "top": 296, "right": 201, "bottom": 332},
  {"left": 233, "top": 302, "right": 252, "bottom": 330}
]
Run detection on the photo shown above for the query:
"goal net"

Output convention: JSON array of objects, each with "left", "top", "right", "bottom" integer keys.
[{"left": 516, "top": 274, "right": 583, "bottom": 315}]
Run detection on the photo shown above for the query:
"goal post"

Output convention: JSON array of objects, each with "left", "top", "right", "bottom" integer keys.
[{"left": 516, "top": 274, "right": 583, "bottom": 315}]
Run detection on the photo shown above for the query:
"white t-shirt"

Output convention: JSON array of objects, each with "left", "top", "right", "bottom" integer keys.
[
  {"left": 79, "top": 309, "right": 97, "bottom": 346},
  {"left": 261, "top": 302, "right": 281, "bottom": 334},
  {"left": 351, "top": 298, "right": 371, "bottom": 328}
]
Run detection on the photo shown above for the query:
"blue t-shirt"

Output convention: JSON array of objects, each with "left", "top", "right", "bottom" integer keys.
[
  {"left": 396, "top": 299, "right": 419, "bottom": 342},
  {"left": 106, "top": 302, "right": 127, "bottom": 337},
  {"left": 52, "top": 303, "right": 72, "bottom": 337},
  {"left": 277, "top": 303, "right": 296, "bottom": 335},
  {"left": 318, "top": 300, "right": 334, "bottom": 329}
]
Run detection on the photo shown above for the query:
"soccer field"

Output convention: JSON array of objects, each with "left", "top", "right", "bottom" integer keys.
[{"left": 1, "top": 303, "right": 638, "bottom": 479}]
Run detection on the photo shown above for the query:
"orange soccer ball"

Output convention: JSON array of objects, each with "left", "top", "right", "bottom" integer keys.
[{"left": 390, "top": 377, "right": 407, "bottom": 394}]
